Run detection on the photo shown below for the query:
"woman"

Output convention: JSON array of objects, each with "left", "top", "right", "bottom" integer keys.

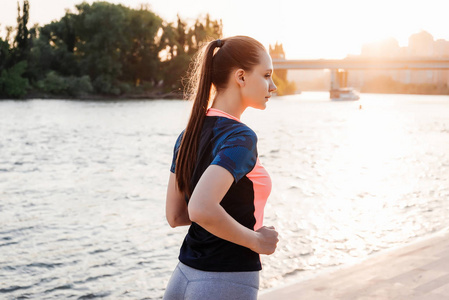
[{"left": 164, "top": 36, "right": 278, "bottom": 300}]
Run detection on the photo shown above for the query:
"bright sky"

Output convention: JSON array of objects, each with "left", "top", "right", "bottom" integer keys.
[{"left": 1, "top": 0, "right": 448, "bottom": 59}]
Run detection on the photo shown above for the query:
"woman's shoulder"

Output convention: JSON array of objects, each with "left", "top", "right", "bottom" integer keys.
[
  {"left": 173, "top": 129, "right": 185, "bottom": 149},
  {"left": 210, "top": 116, "right": 257, "bottom": 140}
]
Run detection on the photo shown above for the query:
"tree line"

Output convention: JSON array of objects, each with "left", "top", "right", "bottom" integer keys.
[{"left": 0, "top": 1, "right": 223, "bottom": 99}]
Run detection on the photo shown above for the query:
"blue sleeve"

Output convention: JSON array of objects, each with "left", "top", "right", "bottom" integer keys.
[
  {"left": 210, "top": 132, "right": 258, "bottom": 183},
  {"left": 170, "top": 131, "right": 184, "bottom": 173}
]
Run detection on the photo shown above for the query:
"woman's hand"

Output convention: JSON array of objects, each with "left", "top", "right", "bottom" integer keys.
[
  {"left": 251, "top": 226, "right": 279, "bottom": 255},
  {"left": 189, "top": 165, "right": 280, "bottom": 254}
]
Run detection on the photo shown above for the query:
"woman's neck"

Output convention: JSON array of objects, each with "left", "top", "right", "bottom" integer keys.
[{"left": 211, "top": 89, "right": 246, "bottom": 119}]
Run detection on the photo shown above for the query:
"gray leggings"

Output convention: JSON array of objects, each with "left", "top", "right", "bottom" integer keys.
[{"left": 163, "top": 262, "right": 259, "bottom": 300}]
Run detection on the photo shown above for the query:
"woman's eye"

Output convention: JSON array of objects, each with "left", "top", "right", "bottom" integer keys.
[{"left": 265, "top": 74, "right": 271, "bottom": 78}]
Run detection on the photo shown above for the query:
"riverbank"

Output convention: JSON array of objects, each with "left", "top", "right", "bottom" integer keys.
[
  {"left": 259, "top": 228, "right": 449, "bottom": 300},
  {"left": 14, "top": 90, "right": 185, "bottom": 101}
]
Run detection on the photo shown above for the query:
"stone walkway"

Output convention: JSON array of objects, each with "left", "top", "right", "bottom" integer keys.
[{"left": 260, "top": 229, "right": 449, "bottom": 300}]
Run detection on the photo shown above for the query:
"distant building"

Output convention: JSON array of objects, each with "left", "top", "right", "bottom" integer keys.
[
  {"left": 355, "top": 31, "right": 449, "bottom": 88},
  {"left": 408, "top": 31, "right": 434, "bottom": 57},
  {"left": 434, "top": 39, "right": 449, "bottom": 58}
]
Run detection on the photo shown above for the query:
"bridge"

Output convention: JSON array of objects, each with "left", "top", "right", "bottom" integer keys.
[
  {"left": 272, "top": 58, "right": 449, "bottom": 70},
  {"left": 272, "top": 58, "right": 449, "bottom": 98}
]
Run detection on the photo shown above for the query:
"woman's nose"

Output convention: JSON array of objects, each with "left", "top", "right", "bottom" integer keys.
[{"left": 269, "top": 81, "right": 277, "bottom": 92}]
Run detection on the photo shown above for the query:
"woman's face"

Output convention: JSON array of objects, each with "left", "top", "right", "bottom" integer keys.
[{"left": 241, "top": 50, "right": 277, "bottom": 110}]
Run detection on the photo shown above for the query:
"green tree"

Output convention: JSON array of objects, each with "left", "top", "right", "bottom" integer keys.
[
  {"left": 0, "top": 1, "right": 30, "bottom": 98},
  {"left": 0, "top": 38, "right": 11, "bottom": 71},
  {"left": 74, "top": 1, "right": 128, "bottom": 94},
  {"left": 13, "top": 0, "right": 30, "bottom": 64},
  {"left": 1, "top": 0, "right": 225, "bottom": 98},
  {"left": 35, "top": 14, "right": 79, "bottom": 77},
  {"left": 175, "top": 15, "right": 187, "bottom": 56},
  {"left": 186, "top": 14, "right": 223, "bottom": 55},
  {"left": 120, "top": 6, "right": 163, "bottom": 87},
  {"left": 160, "top": 14, "right": 222, "bottom": 92},
  {"left": 0, "top": 61, "right": 29, "bottom": 98}
]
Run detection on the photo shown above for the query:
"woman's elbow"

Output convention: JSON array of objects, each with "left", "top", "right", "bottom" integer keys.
[
  {"left": 166, "top": 215, "right": 179, "bottom": 228},
  {"left": 188, "top": 202, "right": 210, "bottom": 225},
  {"left": 166, "top": 213, "right": 191, "bottom": 228}
]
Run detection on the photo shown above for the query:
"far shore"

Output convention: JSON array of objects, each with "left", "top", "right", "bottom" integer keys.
[
  {"left": 11, "top": 90, "right": 185, "bottom": 101},
  {"left": 2, "top": 89, "right": 449, "bottom": 101}
]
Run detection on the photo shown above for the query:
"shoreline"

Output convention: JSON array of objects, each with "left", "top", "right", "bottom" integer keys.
[
  {"left": 2, "top": 90, "right": 449, "bottom": 102},
  {"left": 259, "top": 227, "right": 449, "bottom": 299},
  {"left": 0, "top": 90, "right": 184, "bottom": 101}
]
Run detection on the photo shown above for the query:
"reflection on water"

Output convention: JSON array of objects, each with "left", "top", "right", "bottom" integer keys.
[{"left": 1, "top": 93, "right": 448, "bottom": 299}]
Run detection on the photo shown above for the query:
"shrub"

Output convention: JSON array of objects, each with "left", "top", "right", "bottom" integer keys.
[
  {"left": 37, "top": 71, "right": 68, "bottom": 94},
  {"left": 92, "top": 75, "right": 120, "bottom": 95},
  {"left": 37, "top": 71, "right": 93, "bottom": 96},
  {"left": 66, "top": 75, "right": 93, "bottom": 96},
  {"left": 273, "top": 72, "right": 297, "bottom": 96},
  {"left": 0, "top": 61, "right": 29, "bottom": 98}
]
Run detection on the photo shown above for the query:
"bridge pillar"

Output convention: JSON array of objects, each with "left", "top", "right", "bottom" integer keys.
[
  {"left": 330, "top": 69, "right": 349, "bottom": 90},
  {"left": 330, "top": 69, "right": 339, "bottom": 90}
]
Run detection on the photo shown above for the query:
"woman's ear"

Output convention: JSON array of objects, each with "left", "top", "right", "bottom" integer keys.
[{"left": 234, "top": 69, "right": 246, "bottom": 87}]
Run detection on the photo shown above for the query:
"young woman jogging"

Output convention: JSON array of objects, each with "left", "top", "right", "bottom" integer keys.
[{"left": 164, "top": 35, "right": 278, "bottom": 300}]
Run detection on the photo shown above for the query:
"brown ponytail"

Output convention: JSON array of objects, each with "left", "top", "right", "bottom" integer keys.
[{"left": 175, "top": 36, "right": 266, "bottom": 196}]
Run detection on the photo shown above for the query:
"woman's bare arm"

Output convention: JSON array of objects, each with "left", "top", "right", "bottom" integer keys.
[
  {"left": 188, "top": 165, "right": 278, "bottom": 255},
  {"left": 165, "top": 172, "right": 191, "bottom": 227}
]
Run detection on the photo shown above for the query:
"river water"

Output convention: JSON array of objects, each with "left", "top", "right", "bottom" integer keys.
[{"left": 1, "top": 92, "right": 448, "bottom": 299}]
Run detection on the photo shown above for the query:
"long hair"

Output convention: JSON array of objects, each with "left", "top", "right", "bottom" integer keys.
[{"left": 175, "top": 36, "right": 266, "bottom": 196}]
